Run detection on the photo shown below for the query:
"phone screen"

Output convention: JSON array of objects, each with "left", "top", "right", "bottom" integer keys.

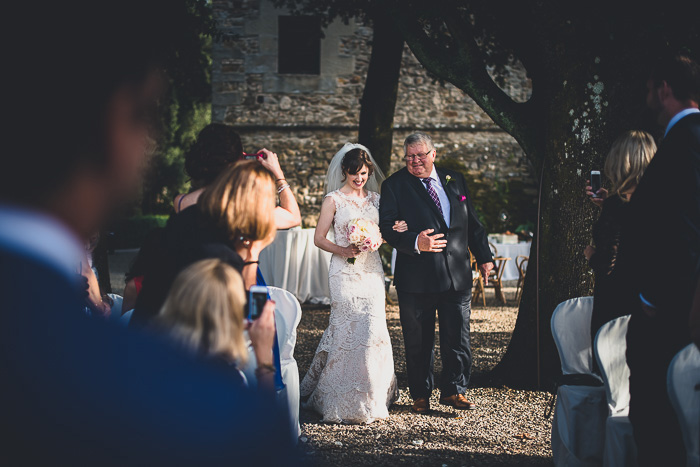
[
  {"left": 247, "top": 288, "right": 268, "bottom": 320},
  {"left": 590, "top": 171, "right": 602, "bottom": 197}
]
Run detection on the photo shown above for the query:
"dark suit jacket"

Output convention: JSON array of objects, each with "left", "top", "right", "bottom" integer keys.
[
  {"left": 0, "top": 248, "right": 297, "bottom": 465},
  {"left": 620, "top": 112, "right": 700, "bottom": 354},
  {"left": 379, "top": 167, "right": 493, "bottom": 293}
]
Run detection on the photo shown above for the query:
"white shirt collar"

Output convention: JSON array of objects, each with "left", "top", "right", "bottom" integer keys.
[
  {"left": 664, "top": 108, "right": 700, "bottom": 137},
  {"left": 421, "top": 166, "right": 439, "bottom": 183},
  {"left": 0, "top": 205, "right": 84, "bottom": 279}
]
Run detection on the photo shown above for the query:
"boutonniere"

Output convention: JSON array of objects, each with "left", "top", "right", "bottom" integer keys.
[
  {"left": 458, "top": 195, "right": 466, "bottom": 202},
  {"left": 445, "top": 175, "right": 453, "bottom": 185}
]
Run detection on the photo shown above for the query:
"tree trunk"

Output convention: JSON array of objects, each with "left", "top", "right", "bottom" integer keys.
[
  {"left": 492, "top": 48, "right": 655, "bottom": 389},
  {"left": 358, "top": 11, "right": 404, "bottom": 175},
  {"left": 389, "top": 1, "right": 694, "bottom": 389}
]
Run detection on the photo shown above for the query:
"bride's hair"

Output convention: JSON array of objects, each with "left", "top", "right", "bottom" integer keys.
[
  {"left": 341, "top": 148, "right": 374, "bottom": 182},
  {"left": 325, "top": 143, "right": 385, "bottom": 194}
]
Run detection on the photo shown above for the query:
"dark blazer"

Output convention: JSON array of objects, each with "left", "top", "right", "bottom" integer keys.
[
  {"left": 620, "top": 112, "right": 700, "bottom": 350},
  {"left": 379, "top": 167, "right": 493, "bottom": 293},
  {"left": 0, "top": 248, "right": 297, "bottom": 465},
  {"left": 589, "top": 195, "right": 636, "bottom": 347}
]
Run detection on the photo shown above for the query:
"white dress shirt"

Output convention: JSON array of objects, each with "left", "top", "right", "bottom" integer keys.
[
  {"left": 414, "top": 166, "right": 452, "bottom": 253},
  {"left": 0, "top": 205, "right": 83, "bottom": 281}
]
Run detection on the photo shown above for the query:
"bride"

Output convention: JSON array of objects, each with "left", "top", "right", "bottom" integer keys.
[{"left": 300, "top": 143, "right": 405, "bottom": 424}]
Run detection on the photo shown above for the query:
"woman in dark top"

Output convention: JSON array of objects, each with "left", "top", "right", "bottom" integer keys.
[
  {"left": 131, "top": 160, "right": 278, "bottom": 326},
  {"left": 174, "top": 123, "right": 301, "bottom": 230},
  {"left": 585, "top": 130, "right": 656, "bottom": 350}
]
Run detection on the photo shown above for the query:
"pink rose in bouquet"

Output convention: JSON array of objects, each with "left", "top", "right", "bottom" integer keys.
[{"left": 346, "top": 218, "right": 382, "bottom": 264}]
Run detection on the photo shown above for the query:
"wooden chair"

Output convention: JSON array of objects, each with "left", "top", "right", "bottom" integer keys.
[
  {"left": 470, "top": 250, "right": 486, "bottom": 306},
  {"left": 472, "top": 245, "right": 511, "bottom": 305},
  {"left": 515, "top": 255, "right": 529, "bottom": 305}
]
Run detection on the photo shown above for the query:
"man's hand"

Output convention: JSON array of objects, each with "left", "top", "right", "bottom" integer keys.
[
  {"left": 417, "top": 229, "right": 446, "bottom": 252},
  {"left": 479, "top": 262, "right": 494, "bottom": 286},
  {"left": 584, "top": 245, "right": 596, "bottom": 261}
]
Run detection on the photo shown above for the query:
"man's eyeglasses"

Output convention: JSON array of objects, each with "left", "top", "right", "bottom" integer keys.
[{"left": 403, "top": 150, "right": 432, "bottom": 162}]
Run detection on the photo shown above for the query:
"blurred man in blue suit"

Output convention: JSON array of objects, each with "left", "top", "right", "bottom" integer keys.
[{"left": 0, "top": 2, "right": 297, "bottom": 464}]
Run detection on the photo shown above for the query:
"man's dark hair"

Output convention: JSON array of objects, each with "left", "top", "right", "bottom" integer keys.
[
  {"left": 185, "top": 124, "right": 244, "bottom": 187},
  {"left": 3, "top": 0, "right": 190, "bottom": 205},
  {"left": 650, "top": 53, "right": 700, "bottom": 104}
]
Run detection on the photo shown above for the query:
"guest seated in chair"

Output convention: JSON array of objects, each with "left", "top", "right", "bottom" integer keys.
[
  {"left": 131, "top": 160, "right": 278, "bottom": 326},
  {"left": 153, "top": 259, "right": 278, "bottom": 392},
  {"left": 174, "top": 123, "right": 301, "bottom": 229},
  {"left": 121, "top": 227, "right": 165, "bottom": 315},
  {"left": 584, "top": 131, "right": 656, "bottom": 356},
  {"left": 79, "top": 250, "right": 113, "bottom": 319}
]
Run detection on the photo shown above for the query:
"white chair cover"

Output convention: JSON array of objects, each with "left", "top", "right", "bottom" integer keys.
[
  {"left": 594, "top": 315, "right": 637, "bottom": 467},
  {"left": 239, "top": 287, "right": 302, "bottom": 440},
  {"left": 551, "top": 296, "right": 607, "bottom": 467},
  {"left": 268, "top": 286, "right": 303, "bottom": 439},
  {"left": 551, "top": 296, "right": 598, "bottom": 375},
  {"left": 667, "top": 343, "right": 700, "bottom": 467}
]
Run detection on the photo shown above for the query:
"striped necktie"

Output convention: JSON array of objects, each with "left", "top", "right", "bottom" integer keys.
[{"left": 421, "top": 177, "right": 443, "bottom": 216}]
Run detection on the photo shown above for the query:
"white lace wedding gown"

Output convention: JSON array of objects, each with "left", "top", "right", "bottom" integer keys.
[{"left": 300, "top": 190, "right": 398, "bottom": 424}]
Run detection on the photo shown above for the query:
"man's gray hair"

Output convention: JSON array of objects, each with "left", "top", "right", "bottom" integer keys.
[{"left": 403, "top": 132, "right": 435, "bottom": 153}]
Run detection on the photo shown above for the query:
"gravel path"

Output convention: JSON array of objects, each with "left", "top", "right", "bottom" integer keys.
[
  {"left": 296, "top": 287, "right": 553, "bottom": 466},
  {"left": 106, "top": 251, "right": 553, "bottom": 465}
]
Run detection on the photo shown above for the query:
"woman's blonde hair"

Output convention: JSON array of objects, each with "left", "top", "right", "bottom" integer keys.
[
  {"left": 199, "top": 160, "right": 277, "bottom": 245},
  {"left": 155, "top": 259, "right": 248, "bottom": 363},
  {"left": 604, "top": 130, "right": 657, "bottom": 199}
]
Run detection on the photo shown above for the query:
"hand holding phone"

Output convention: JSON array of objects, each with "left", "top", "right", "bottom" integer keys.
[
  {"left": 248, "top": 298, "right": 276, "bottom": 369},
  {"left": 247, "top": 285, "right": 268, "bottom": 320},
  {"left": 590, "top": 171, "right": 602, "bottom": 198},
  {"left": 243, "top": 152, "right": 265, "bottom": 160}
]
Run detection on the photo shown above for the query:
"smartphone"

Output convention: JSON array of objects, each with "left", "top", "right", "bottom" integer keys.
[
  {"left": 243, "top": 152, "right": 265, "bottom": 160},
  {"left": 590, "top": 170, "right": 602, "bottom": 198},
  {"left": 247, "top": 285, "right": 268, "bottom": 320}
]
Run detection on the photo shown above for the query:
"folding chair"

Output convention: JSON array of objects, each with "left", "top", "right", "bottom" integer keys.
[
  {"left": 667, "top": 343, "right": 700, "bottom": 467},
  {"left": 551, "top": 296, "right": 607, "bottom": 466}
]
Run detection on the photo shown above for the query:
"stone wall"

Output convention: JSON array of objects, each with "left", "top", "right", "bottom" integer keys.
[{"left": 213, "top": 0, "right": 537, "bottom": 229}]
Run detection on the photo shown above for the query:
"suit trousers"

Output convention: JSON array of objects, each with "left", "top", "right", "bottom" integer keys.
[
  {"left": 627, "top": 311, "right": 686, "bottom": 467},
  {"left": 397, "top": 286, "right": 472, "bottom": 399}
]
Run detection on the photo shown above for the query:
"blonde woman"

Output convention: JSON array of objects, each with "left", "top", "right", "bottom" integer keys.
[
  {"left": 132, "top": 160, "right": 278, "bottom": 326},
  {"left": 154, "top": 259, "right": 277, "bottom": 390},
  {"left": 584, "top": 130, "right": 657, "bottom": 346}
]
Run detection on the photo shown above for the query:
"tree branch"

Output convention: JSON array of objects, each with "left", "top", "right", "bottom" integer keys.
[{"left": 388, "top": 6, "right": 539, "bottom": 158}]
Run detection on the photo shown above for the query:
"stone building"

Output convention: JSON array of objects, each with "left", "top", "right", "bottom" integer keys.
[{"left": 212, "top": 0, "right": 537, "bottom": 229}]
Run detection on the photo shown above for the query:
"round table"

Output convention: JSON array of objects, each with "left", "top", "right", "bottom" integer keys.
[
  {"left": 258, "top": 228, "right": 332, "bottom": 304},
  {"left": 490, "top": 241, "right": 531, "bottom": 281}
]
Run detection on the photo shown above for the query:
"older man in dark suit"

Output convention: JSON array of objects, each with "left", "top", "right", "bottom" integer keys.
[
  {"left": 619, "top": 53, "right": 700, "bottom": 467},
  {"left": 380, "top": 132, "right": 494, "bottom": 414}
]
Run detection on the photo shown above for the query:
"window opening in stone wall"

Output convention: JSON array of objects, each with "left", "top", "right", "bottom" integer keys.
[{"left": 278, "top": 16, "right": 321, "bottom": 75}]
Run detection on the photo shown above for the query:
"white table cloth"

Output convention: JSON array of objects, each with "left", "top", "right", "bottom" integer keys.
[
  {"left": 259, "top": 228, "right": 332, "bottom": 304},
  {"left": 490, "top": 241, "right": 531, "bottom": 281}
]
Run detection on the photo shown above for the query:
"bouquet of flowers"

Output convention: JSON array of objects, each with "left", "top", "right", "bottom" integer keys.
[{"left": 346, "top": 218, "right": 383, "bottom": 264}]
